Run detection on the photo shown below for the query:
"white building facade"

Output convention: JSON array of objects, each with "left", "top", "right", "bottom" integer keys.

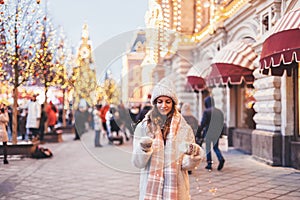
[{"left": 145, "top": 0, "right": 300, "bottom": 169}]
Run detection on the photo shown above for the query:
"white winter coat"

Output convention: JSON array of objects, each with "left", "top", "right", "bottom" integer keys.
[
  {"left": 132, "top": 114, "right": 205, "bottom": 200},
  {"left": 93, "top": 109, "right": 102, "bottom": 131},
  {"left": 26, "top": 101, "right": 41, "bottom": 129}
]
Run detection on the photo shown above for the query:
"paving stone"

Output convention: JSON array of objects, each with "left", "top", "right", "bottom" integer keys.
[
  {"left": 254, "top": 192, "right": 281, "bottom": 199},
  {"left": 0, "top": 130, "right": 299, "bottom": 200}
]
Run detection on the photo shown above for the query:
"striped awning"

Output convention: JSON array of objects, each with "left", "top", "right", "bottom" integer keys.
[
  {"left": 206, "top": 41, "right": 257, "bottom": 86},
  {"left": 260, "top": 7, "right": 300, "bottom": 76},
  {"left": 186, "top": 62, "right": 211, "bottom": 90}
]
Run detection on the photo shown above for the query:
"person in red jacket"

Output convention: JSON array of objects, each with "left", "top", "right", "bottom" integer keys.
[
  {"left": 100, "top": 104, "right": 110, "bottom": 139},
  {"left": 46, "top": 101, "right": 57, "bottom": 131}
]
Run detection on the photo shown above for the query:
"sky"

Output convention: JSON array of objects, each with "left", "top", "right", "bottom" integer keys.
[{"left": 47, "top": 0, "right": 149, "bottom": 80}]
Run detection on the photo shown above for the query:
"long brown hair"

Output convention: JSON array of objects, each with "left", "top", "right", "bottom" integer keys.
[{"left": 147, "top": 98, "right": 176, "bottom": 141}]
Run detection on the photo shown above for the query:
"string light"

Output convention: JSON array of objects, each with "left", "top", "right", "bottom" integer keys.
[{"left": 191, "top": 0, "right": 248, "bottom": 43}]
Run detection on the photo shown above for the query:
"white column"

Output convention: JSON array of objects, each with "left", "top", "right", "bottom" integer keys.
[{"left": 253, "top": 69, "right": 281, "bottom": 132}]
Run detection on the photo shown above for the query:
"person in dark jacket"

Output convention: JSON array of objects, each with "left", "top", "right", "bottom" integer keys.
[
  {"left": 39, "top": 104, "right": 48, "bottom": 143},
  {"left": 117, "top": 103, "right": 130, "bottom": 141},
  {"left": 136, "top": 101, "right": 152, "bottom": 123},
  {"left": 181, "top": 102, "right": 198, "bottom": 135},
  {"left": 196, "top": 96, "right": 225, "bottom": 171},
  {"left": 74, "top": 107, "right": 87, "bottom": 140},
  {"left": 19, "top": 108, "right": 27, "bottom": 140}
]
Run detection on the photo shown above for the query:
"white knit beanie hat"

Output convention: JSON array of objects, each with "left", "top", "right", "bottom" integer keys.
[{"left": 151, "top": 77, "right": 178, "bottom": 105}]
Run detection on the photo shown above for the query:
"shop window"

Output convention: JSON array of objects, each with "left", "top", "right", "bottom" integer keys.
[
  {"left": 262, "top": 14, "right": 269, "bottom": 33},
  {"left": 294, "top": 63, "right": 300, "bottom": 139},
  {"left": 244, "top": 86, "right": 256, "bottom": 129}
]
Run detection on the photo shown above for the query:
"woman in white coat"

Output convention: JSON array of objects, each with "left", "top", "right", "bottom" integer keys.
[
  {"left": 132, "top": 78, "right": 204, "bottom": 200},
  {"left": 0, "top": 103, "right": 9, "bottom": 164},
  {"left": 26, "top": 94, "right": 41, "bottom": 140}
]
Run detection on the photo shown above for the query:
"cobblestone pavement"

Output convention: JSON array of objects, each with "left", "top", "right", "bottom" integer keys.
[{"left": 1, "top": 130, "right": 300, "bottom": 200}]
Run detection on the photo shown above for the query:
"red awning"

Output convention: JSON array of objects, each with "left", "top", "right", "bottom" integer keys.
[
  {"left": 186, "top": 62, "right": 211, "bottom": 90},
  {"left": 207, "top": 63, "right": 254, "bottom": 86},
  {"left": 260, "top": 7, "right": 300, "bottom": 76},
  {"left": 207, "top": 41, "right": 257, "bottom": 86}
]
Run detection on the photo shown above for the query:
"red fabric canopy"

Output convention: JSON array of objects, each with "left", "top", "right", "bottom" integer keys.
[
  {"left": 260, "top": 7, "right": 300, "bottom": 76},
  {"left": 186, "top": 63, "right": 211, "bottom": 90},
  {"left": 187, "top": 76, "right": 206, "bottom": 90},
  {"left": 207, "top": 41, "right": 257, "bottom": 86},
  {"left": 207, "top": 63, "right": 254, "bottom": 86}
]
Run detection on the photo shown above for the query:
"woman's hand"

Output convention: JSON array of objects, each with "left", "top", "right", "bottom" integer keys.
[
  {"left": 181, "top": 143, "right": 201, "bottom": 156},
  {"left": 140, "top": 136, "right": 153, "bottom": 152}
]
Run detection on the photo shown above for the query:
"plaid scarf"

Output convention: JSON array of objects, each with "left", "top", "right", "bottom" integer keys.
[{"left": 144, "top": 111, "right": 181, "bottom": 200}]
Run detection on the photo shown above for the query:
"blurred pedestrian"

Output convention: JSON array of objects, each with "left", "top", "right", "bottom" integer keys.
[
  {"left": 201, "top": 88, "right": 210, "bottom": 99},
  {"left": 132, "top": 78, "right": 204, "bottom": 200},
  {"left": 129, "top": 104, "right": 140, "bottom": 124},
  {"left": 181, "top": 102, "right": 199, "bottom": 175},
  {"left": 74, "top": 107, "right": 86, "bottom": 140},
  {"left": 7, "top": 105, "right": 12, "bottom": 142},
  {"left": 0, "top": 103, "right": 9, "bottom": 164},
  {"left": 100, "top": 104, "right": 110, "bottom": 139},
  {"left": 58, "top": 105, "right": 63, "bottom": 126},
  {"left": 39, "top": 104, "right": 47, "bottom": 144},
  {"left": 129, "top": 104, "right": 141, "bottom": 133},
  {"left": 181, "top": 102, "right": 198, "bottom": 135},
  {"left": 93, "top": 104, "right": 103, "bottom": 147},
  {"left": 26, "top": 94, "right": 41, "bottom": 141},
  {"left": 196, "top": 96, "right": 225, "bottom": 171},
  {"left": 19, "top": 108, "right": 27, "bottom": 140},
  {"left": 67, "top": 108, "right": 73, "bottom": 125},
  {"left": 117, "top": 103, "right": 130, "bottom": 141},
  {"left": 46, "top": 101, "right": 57, "bottom": 131},
  {"left": 136, "top": 94, "right": 152, "bottom": 123},
  {"left": 88, "top": 106, "right": 94, "bottom": 129},
  {"left": 105, "top": 105, "right": 121, "bottom": 142},
  {"left": 118, "top": 103, "right": 135, "bottom": 137}
]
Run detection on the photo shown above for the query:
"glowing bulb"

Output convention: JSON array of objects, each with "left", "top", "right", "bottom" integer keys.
[{"left": 204, "top": 1, "right": 210, "bottom": 8}]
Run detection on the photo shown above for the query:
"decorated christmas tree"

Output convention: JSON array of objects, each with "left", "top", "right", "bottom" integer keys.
[
  {"left": 72, "top": 24, "right": 97, "bottom": 109},
  {"left": 97, "top": 70, "right": 120, "bottom": 105}
]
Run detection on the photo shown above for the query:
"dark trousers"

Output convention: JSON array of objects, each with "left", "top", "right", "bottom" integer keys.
[
  {"left": 102, "top": 122, "right": 110, "bottom": 138},
  {"left": 74, "top": 122, "right": 85, "bottom": 140},
  {"left": 39, "top": 127, "right": 45, "bottom": 141},
  {"left": 49, "top": 125, "right": 55, "bottom": 131},
  {"left": 74, "top": 129, "right": 80, "bottom": 139},
  {"left": 3, "top": 142, "right": 8, "bottom": 161},
  {"left": 29, "top": 128, "right": 40, "bottom": 140},
  {"left": 205, "top": 137, "right": 224, "bottom": 163},
  {"left": 95, "top": 130, "right": 100, "bottom": 146}
]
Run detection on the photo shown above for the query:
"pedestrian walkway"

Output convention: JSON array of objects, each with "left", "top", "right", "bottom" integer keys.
[{"left": 1, "top": 129, "right": 299, "bottom": 200}]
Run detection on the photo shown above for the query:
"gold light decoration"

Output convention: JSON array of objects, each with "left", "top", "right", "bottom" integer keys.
[
  {"left": 144, "top": 0, "right": 163, "bottom": 64},
  {"left": 190, "top": 0, "right": 248, "bottom": 43},
  {"left": 0, "top": 0, "right": 45, "bottom": 144},
  {"left": 97, "top": 73, "right": 120, "bottom": 105},
  {"left": 72, "top": 24, "right": 97, "bottom": 108},
  {"left": 194, "top": 0, "right": 202, "bottom": 33},
  {"left": 176, "top": 0, "right": 182, "bottom": 32}
]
